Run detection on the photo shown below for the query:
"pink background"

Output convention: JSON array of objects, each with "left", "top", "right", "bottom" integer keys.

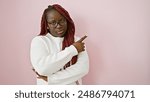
[{"left": 0, "top": 0, "right": 150, "bottom": 84}]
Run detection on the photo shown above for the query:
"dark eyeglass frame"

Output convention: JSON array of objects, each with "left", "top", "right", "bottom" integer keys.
[{"left": 47, "top": 19, "right": 67, "bottom": 28}]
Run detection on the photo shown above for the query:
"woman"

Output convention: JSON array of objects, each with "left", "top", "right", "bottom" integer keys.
[{"left": 30, "top": 4, "right": 89, "bottom": 85}]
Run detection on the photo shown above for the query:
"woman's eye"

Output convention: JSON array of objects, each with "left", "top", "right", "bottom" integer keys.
[
  {"left": 59, "top": 19, "right": 66, "bottom": 24},
  {"left": 49, "top": 21, "right": 56, "bottom": 25},
  {"left": 60, "top": 19, "right": 65, "bottom": 23}
]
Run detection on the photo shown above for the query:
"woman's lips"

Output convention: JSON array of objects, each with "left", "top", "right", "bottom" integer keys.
[{"left": 57, "top": 30, "right": 64, "bottom": 34}]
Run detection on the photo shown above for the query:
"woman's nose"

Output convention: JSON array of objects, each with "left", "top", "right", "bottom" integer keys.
[{"left": 56, "top": 23, "right": 62, "bottom": 28}]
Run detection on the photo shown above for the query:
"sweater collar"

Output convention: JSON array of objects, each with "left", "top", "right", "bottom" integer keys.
[{"left": 46, "top": 33, "right": 64, "bottom": 42}]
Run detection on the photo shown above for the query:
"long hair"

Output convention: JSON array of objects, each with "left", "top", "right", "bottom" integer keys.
[{"left": 39, "top": 4, "right": 77, "bottom": 67}]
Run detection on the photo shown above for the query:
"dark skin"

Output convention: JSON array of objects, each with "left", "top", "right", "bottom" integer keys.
[
  {"left": 47, "top": 9, "right": 67, "bottom": 37},
  {"left": 33, "top": 9, "right": 87, "bottom": 81}
]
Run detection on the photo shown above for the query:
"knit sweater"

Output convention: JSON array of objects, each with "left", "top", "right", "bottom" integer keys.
[{"left": 30, "top": 33, "right": 89, "bottom": 85}]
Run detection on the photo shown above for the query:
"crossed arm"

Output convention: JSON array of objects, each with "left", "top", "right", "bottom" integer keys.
[{"left": 30, "top": 36, "right": 89, "bottom": 84}]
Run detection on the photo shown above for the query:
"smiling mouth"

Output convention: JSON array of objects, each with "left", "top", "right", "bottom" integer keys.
[{"left": 57, "top": 30, "right": 64, "bottom": 34}]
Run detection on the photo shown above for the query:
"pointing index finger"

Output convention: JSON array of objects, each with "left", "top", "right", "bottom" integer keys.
[
  {"left": 77, "top": 35, "right": 87, "bottom": 42},
  {"left": 32, "top": 69, "right": 40, "bottom": 76}
]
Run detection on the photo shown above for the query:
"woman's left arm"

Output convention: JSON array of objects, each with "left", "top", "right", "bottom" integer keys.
[{"left": 47, "top": 49, "right": 89, "bottom": 84}]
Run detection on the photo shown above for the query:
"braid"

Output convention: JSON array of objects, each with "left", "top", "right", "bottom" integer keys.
[{"left": 39, "top": 4, "right": 78, "bottom": 67}]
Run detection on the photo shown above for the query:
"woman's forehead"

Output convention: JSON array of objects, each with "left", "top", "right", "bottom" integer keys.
[{"left": 46, "top": 10, "right": 65, "bottom": 20}]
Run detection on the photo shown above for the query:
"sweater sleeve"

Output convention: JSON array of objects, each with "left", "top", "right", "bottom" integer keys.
[
  {"left": 48, "top": 51, "right": 89, "bottom": 85},
  {"left": 30, "top": 36, "right": 78, "bottom": 76},
  {"left": 47, "top": 46, "right": 89, "bottom": 85}
]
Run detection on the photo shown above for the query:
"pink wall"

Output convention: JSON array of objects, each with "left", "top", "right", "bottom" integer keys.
[{"left": 0, "top": 0, "right": 150, "bottom": 84}]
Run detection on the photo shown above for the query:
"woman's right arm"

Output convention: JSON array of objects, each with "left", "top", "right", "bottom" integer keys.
[{"left": 30, "top": 36, "right": 78, "bottom": 76}]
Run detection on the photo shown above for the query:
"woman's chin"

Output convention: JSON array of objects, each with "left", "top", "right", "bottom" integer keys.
[
  {"left": 56, "top": 31, "right": 66, "bottom": 37},
  {"left": 52, "top": 33, "right": 64, "bottom": 37},
  {"left": 50, "top": 31, "right": 66, "bottom": 37}
]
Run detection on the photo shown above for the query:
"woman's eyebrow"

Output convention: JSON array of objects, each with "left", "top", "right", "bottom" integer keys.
[
  {"left": 47, "top": 19, "right": 55, "bottom": 22},
  {"left": 47, "top": 17, "right": 64, "bottom": 22}
]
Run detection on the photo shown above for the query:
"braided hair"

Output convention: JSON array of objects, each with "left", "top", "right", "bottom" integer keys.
[{"left": 39, "top": 4, "right": 77, "bottom": 67}]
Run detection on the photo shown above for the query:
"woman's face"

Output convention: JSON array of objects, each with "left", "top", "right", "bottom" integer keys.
[{"left": 46, "top": 9, "right": 67, "bottom": 37}]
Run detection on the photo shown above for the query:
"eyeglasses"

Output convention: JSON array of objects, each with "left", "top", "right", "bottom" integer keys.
[{"left": 48, "top": 19, "right": 67, "bottom": 28}]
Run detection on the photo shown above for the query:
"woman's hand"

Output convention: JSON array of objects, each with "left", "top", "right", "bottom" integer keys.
[
  {"left": 73, "top": 35, "right": 87, "bottom": 53},
  {"left": 32, "top": 69, "right": 48, "bottom": 82}
]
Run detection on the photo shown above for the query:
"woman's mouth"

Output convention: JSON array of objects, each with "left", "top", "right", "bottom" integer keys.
[{"left": 57, "top": 30, "right": 64, "bottom": 35}]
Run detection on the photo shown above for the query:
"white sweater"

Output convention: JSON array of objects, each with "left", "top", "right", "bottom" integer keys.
[{"left": 30, "top": 33, "right": 89, "bottom": 85}]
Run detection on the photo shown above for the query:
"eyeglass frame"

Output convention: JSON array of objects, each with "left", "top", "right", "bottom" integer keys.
[{"left": 47, "top": 18, "right": 67, "bottom": 28}]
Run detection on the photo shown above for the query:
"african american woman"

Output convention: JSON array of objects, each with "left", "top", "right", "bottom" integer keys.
[{"left": 30, "top": 4, "right": 89, "bottom": 85}]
